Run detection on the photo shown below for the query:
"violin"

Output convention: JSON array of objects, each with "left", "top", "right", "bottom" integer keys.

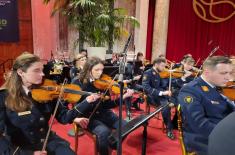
[
  {"left": 93, "top": 74, "right": 127, "bottom": 94},
  {"left": 159, "top": 68, "right": 201, "bottom": 79},
  {"left": 31, "top": 79, "right": 92, "bottom": 103},
  {"left": 159, "top": 69, "right": 184, "bottom": 78},
  {"left": 93, "top": 74, "right": 143, "bottom": 95},
  {"left": 221, "top": 81, "right": 235, "bottom": 101}
]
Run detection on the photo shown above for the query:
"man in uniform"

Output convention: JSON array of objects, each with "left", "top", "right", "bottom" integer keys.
[
  {"left": 142, "top": 57, "right": 175, "bottom": 140},
  {"left": 178, "top": 56, "right": 234, "bottom": 154}
]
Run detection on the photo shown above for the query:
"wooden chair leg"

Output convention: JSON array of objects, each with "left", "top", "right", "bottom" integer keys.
[{"left": 74, "top": 124, "right": 79, "bottom": 153}]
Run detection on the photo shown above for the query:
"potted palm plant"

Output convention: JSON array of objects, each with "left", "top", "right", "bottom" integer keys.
[{"left": 44, "top": 0, "right": 139, "bottom": 58}]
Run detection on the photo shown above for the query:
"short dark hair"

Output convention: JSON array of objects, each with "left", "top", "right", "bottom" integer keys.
[
  {"left": 181, "top": 53, "right": 192, "bottom": 62},
  {"left": 203, "top": 56, "right": 231, "bottom": 69},
  {"left": 152, "top": 57, "right": 166, "bottom": 65},
  {"left": 183, "top": 57, "right": 195, "bottom": 64},
  {"left": 80, "top": 49, "right": 87, "bottom": 53}
]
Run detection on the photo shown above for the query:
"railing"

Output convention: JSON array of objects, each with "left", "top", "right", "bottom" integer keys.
[{"left": 0, "top": 59, "right": 14, "bottom": 74}]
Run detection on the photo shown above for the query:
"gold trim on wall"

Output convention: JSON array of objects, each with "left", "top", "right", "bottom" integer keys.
[{"left": 193, "top": 0, "right": 235, "bottom": 23}]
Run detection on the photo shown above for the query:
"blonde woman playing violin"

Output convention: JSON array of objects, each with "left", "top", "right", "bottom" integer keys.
[{"left": 0, "top": 52, "right": 100, "bottom": 155}]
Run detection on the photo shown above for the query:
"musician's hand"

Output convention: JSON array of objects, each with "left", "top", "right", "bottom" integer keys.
[
  {"left": 34, "top": 151, "right": 47, "bottom": 155},
  {"left": 74, "top": 117, "right": 89, "bottom": 129},
  {"left": 133, "top": 75, "right": 141, "bottom": 81},
  {"left": 182, "top": 70, "right": 192, "bottom": 79},
  {"left": 86, "top": 94, "right": 100, "bottom": 103},
  {"left": 123, "top": 89, "right": 134, "bottom": 99},
  {"left": 123, "top": 79, "right": 132, "bottom": 84},
  {"left": 162, "top": 90, "right": 172, "bottom": 96}
]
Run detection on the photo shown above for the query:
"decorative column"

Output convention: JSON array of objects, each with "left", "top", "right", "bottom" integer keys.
[
  {"left": 134, "top": 0, "right": 149, "bottom": 56},
  {"left": 151, "top": 0, "right": 170, "bottom": 60}
]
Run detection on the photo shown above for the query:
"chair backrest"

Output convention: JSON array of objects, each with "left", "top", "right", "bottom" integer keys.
[{"left": 177, "top": 104, "right": 187, "bottom": 155}]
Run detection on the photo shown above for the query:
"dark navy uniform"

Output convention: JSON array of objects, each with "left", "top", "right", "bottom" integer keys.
[
  {"left": 142, "top": 68, "right": 174, "bottom": 132},
  {"left": 72, "top": 78, "right": 127, "bottom": 155},
  {"left": 0, "top": 89, "right": 92, "bottom": 155},
  {"left": 178, "top": 77, "right": 235, "bottom": 154}
]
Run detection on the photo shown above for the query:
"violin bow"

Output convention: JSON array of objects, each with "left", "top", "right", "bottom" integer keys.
[
  {"left": 195, "top": 58, "right": 200, "bottom": 66},
  {"left": 41, "top": 79, "right": 67, "bottom": 152},
  {"left": 194, "top": 46, "right": 220, "bottom": 79},
  {"left": 168, "top": 63, "right": 173, "bottom": 92}
]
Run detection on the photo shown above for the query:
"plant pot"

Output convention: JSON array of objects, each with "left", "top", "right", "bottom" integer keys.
[{"left": 87, "top": 47, "right": 107, "bottom": 60}]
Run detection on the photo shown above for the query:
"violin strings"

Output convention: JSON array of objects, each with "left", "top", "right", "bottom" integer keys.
[{"left": 88, "top": 76, "right": 117, "bottom": 120}]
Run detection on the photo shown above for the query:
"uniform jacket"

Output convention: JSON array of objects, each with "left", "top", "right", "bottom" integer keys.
[
  {"left": 71, "top": 78, "right": 119, "bottom": 118},
  {"left": 178, "top": 77, "right": 235, "bottom": 153},
  {"left": 0, "top": 89, "right": 91, "bottom": 153}
]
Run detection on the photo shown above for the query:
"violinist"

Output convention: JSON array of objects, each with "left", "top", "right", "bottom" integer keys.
[
  {"left": 125, "top": 52, "right": 145, "bottom": 112},
  {"left": 173, "top": 56, "right": 196, "bottom": 88},
  {"left": 142, "top": 57, "right": 175, "bottom": 140},
  {"left": 0, "top": 53, "right": 100, "bottom": 155},
  {"left": 178, "top": 56, "right": 234, "bottom": 154},
  {"left": 173, "top": 53, "right": 193, "bottom": 69},
  {"left": 231, "top": 57, "right": 235, "bottom": 80},
  {"left": 71, "top": 57, "right": 134, "bottom": 155}
]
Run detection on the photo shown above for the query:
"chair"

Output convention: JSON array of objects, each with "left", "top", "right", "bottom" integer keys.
[
  {"left": 177, "top": 105, "right": 196, "bottom": 155},
  {"left": 74, "top": 124, "right": 98, "bottom": 155},
  {"left": 74, "top": 124, "right": 114, "bottom": 155},
  {"left": 144, "top": 94, "right": 166, "bottom": 132}
]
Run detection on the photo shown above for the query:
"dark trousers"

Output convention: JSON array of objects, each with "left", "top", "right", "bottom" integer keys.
[
  {"left": 88, "top": 110, "right": 127, "bottom": 155},
  {"left": 148, "top": 96, "right": 173, "bottom": 131}
]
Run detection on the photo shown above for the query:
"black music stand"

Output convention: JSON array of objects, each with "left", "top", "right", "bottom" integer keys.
[
  {"left": 109, "top": 103, "right": 169, "bottom": 155},
  {"left": 103, "top": 65, "right": 119, "bottom": 78}
]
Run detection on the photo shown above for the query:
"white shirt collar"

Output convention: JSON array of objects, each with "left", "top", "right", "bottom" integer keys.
[
  {"left": 200, "top": 75, "right": 215, "bottom": 88},
  {"left": 22, "top": 85, "right": 30, "bottom": 95}
]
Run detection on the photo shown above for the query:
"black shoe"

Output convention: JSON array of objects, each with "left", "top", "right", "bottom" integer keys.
[{"left": 167, "top": 131, "right": 175, "bottom": 140}]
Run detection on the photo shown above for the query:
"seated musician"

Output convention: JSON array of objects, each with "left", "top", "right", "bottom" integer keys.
[
  {"left": 173, "top": 56, "right": 196, "bottom": 89},
  {"left": 230, "top": 56, "right": 235, "bottom": 80},
  {"left": 142, "top": 57, "right": 175, "bottom": 140},
  {"left": 45, "top": 52, "right": 66, "bottom": 83},
  {"left": 79, "top": 49, "right": 88, "bottom": 58},
  {"left": 178, "top": 56, "right": 235, "bottom": 154},
  {"left": 72, "top": 57, "right": 134, "bottom": 155},
  {"left": 0, "top": 53, "right": 100, "bottom": 155},
  {"left": 173, "top": 53, "right": 193, "bottom": 69},
  {"left": 70, "top": 53, "right": 87, "bottom": 80},
  {"left": 105, "top": 53, "right": 120, "bottom": 65},
  {"left": 124, "top": 52, "right": 145, "bottom": 112}
]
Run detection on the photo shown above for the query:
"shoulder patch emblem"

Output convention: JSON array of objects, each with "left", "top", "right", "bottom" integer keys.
[
  {"left": 143, "top": 75, "right": 147, "bottom": 81},
  {"left": 201, "top": 86, "right": 209, "bottom": 92},
  {"left": 184, "top": 96, "right": 193, "bottom": 104}
]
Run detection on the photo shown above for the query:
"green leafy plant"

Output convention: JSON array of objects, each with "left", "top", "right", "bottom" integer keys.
[{"left": 44, "top": 0, "right": 139, "bottom": 51}]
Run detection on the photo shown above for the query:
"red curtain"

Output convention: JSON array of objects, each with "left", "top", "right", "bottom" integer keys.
[
  {"left": 145, "top": 0, "right": 156, "bottom": 61},
  {"left": 166, "top": 0, "right": 235, "bottom": 64}
]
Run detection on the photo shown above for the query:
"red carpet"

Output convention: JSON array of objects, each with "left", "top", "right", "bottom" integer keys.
[{"left": 52, "top": 105, "right": 182, "bottom": 155}]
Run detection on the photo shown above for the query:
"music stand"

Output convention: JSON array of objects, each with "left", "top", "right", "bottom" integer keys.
[
  {"left": 103, "top": 65, "right": 119, "bottom": 78},
  {"left": 109, "top": 103, "right": 169, "bottom": 155}
]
